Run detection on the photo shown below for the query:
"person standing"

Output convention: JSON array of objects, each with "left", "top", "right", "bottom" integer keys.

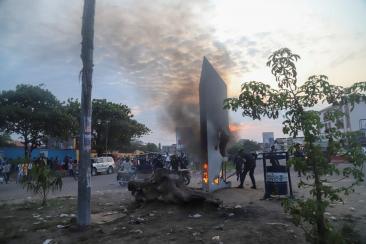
[
  {"left": 234, "top": 154, "right": 244, "bottom": 185},
  {"left": 170, "top": 154, "right": 179, "bottom": 172},
  {"left": 72, "top": 159, "right": 78, "bottom": 180},
  {"left": 269, "top": 145, "right": 280, "bottom": 167},
  {"left": 68, "top": 158, "right": 73, "bottom": 177},
  {"left": 152, "top": 154, "right": 164, "bottom": 171},
  {"left": 3, "top": 160, "right": 10, "bottom": 184},
  {"left": 293, "top": 143, "right": 305, "bottom": 177},
  {"left": 17, "top": 162, "right": 24, "bottom": 183},
  {"left": 238, "top": 152, "right": 257, "bottom": 189}
]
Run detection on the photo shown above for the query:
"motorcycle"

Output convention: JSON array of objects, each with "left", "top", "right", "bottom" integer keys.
[{"left": 177, "top": 169, "right": 191, "bottom": 185}]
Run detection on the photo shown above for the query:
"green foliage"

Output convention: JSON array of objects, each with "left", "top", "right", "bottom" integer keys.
[
  {"left": 0, "top": 84, "right": 73, "bottom": 160},
  {"left": 0, "top": 132, "right": 13, "bottom": 147},
  {"left": 144, "top": 142, "right": 159, "bottom": 152},
  {"left": 22, "top": 162, "right": 62, "bottom": 206},
  {"left": 227, "top": 139, "right": 260, "bottom": 156},
  {"left": 64, "top": 98, "right": 150, "bottom": 154},
  {"left": 225, "top": 48, "right": 366, "bottom": 243}
]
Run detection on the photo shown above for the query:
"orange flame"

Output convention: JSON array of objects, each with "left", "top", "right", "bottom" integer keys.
[
  {"left": 213, "top": 177, "right": 219, "bottom": 184},
  {"left": 202, "top": 162, "right": 208, "bottom": 184},
  {"left": 228, "top": 123, "right": 241, "bottom": 133}
]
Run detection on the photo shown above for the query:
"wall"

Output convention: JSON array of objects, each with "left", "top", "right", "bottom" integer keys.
[
  {"left": 349, "top": 102, "right": 366, "bottom": 131},
  {"left": 0, "top": 147, "right": 76, "bottom": 161}
]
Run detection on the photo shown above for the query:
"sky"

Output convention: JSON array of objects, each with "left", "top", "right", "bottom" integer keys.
[{"left": 1, "top": 0, "right": 366, "bottom": 145}]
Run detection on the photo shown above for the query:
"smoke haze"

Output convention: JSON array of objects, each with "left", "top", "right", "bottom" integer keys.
[{"left": 0, "top": 0, "right": 251, "bottom": 149}]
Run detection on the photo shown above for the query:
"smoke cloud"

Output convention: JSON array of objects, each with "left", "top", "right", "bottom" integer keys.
[
  {"left": 93, "top": 0, "right": 248, "bottom": 156},
  {"left": 0, "top": 0, "right": 251, "bottom": 154}
]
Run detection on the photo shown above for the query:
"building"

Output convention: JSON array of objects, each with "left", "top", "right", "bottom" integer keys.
[
  {"left": 274, "top": 137, "right": 305, "bottom": 151},
  {"left": 262, "top": 132, "right": 274, "bottom": 152},
  {"left": 319, "top": 102, "right": 366, "bottom": 145},
  {"left": 161, "top": 144, "right": 177, "bottom": 155},
  {"left": 176, "top": 127, "right": 193, "bottom": 152},
  {"left": 47, "top": 137, "right": 75, "bottom": 149}
]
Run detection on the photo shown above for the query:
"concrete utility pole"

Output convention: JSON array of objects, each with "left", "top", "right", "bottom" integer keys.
[{"left": 78, "top": 0, "right": 96, "bottom": 227}]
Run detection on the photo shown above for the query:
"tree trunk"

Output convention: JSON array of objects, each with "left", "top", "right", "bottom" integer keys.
[
  {"left": 310, "top": 144, "right": 326, "bottom": 242},
  {"left": 77, "top": 0, "right": 96, "bottom": 227},
  {"left": 23, "top": 135, "right": 29, "bottom": 163},
  {"left": 42, "top": 188, "right": 47, "bottom": 206}
]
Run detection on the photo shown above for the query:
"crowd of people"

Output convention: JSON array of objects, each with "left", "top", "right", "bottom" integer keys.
[
  {"left": 118, "top": 152, "right": 190, "bottom": 174},
  {"left": 0, "top": 155, "right": 78, "bottom": 184},
  {"left": 234, "top": 150, "right": 258, "bottom": 189},
  {"left": 0, "top": 158, "right": 11, "bottom": 184},
  {"left": 233, "top": 144, "right": 306, "bottom": 189}
]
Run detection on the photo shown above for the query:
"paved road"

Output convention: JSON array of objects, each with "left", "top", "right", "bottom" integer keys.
[
  {"left": 1, "top": 160, "right": 364, "bottom": 203},
  {"left": 0, "top": 172, "right": 126, "bottom": 203},
  {"left": 0, "top": 159, "right": 293, "bottom": 202}
]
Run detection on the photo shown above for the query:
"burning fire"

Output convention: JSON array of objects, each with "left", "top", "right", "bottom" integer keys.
[
  {"left": 228, "top": 123, "right": 241, "bottom": 133},
  {"left": 213, "top": 177, "right": 220, "bottom": 184},
  {"left": 202, "top": 162, "right": 208, "bottom": 184}
]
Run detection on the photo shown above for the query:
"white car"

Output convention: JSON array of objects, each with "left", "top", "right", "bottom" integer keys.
[{"left": 91, "top": 157, "right": 116, "bottom": 176}]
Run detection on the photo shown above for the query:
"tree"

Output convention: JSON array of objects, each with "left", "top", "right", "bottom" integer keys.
[
  {"left": 22, "top": 161, "right": 62, "bottom": 206},
  {"left": 225, "top": 48, "right": 366, "bottom": 243},
  {"left": 0, "top": 132, "right": 13, "bottom": 147},
  {"left": 227, "top": 139, "right": 260, "bottom": 157},
  {"left": 92, "top": 99, "right": 150, "bottom": 154},
  {"left": 0, "top": 84, "right": 72, "bottom": 161},
  {"left": 64, "top": 99, "right": 150, "bottom": 154},
  {"left": 145, "top": 142, "right": 159, "bottom": 152},
  {"left": 78, "top": 0, "right": 95, "bottom": 227}
]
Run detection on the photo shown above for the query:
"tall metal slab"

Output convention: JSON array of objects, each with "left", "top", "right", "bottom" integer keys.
[{"left": 199, "top": 57, "right": 231, "bottom": 192}]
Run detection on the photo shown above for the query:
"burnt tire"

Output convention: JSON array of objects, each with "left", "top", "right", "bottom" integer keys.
[{"left": 183, "top": 175, "right": 190, "bottom": 185}]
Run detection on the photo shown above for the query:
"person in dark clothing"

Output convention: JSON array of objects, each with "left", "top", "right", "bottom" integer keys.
[
  {"left": 234, "top": 154, "right": 244, "bottom": 182},
  {"left": 152, "top": 154, "right": 164, "bottom": 170},
  {"left": 269, "top": 145, "right": 280, "bottom": 167},
  {"left": 170, "top": 154, "right": 179, "bottom": 171},
  {"left": 293, "top": 143, "right": 305, "bottom": 177},
  {"left": 179, "top": 153, "right": 189, "bottom": 169},
  {"left": 238, "top": 152, "right": 256, "bottom": 189}
]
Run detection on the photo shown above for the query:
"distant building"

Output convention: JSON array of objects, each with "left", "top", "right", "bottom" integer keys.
[
  {"left": 262, "top": 132, "right": 274, "bottom": 151},
  {"left": 274, "top": 137, "right": 305, "bottom": 151},
  {"left": 274, "top": 137, "right": 288, "bottom": 151},
  {"left": 161, "top": 144, "right": 177, "bottom": 155},
  {"left": 47, "top": 137, "right": 74, "bottom": 149},
  {"left": 319, "top": 102, "right": 366, "bottom": 145},
  {"left": 176, "top": 127, "right": 193, "bottom": 152}
]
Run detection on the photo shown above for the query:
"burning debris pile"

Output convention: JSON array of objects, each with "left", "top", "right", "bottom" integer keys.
[{"left": 128, "top": 168, "right": 221, "bottom": 206}]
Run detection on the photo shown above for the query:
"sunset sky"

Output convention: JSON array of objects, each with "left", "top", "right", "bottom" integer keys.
[{"left": 1, "top": 0, "right": 366, "bottom": 145}]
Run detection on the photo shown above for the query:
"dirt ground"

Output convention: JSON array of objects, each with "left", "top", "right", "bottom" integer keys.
[
  {"left": 1, "top": 167, "right": 365, "bottom": 244},
  {"left": 0, "top": 187, "right": 310, "bottom": 244}
]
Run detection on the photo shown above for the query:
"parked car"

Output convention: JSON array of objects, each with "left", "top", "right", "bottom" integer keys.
[{"left": 91, "top": 157, "right": 116, "bottom": 176}]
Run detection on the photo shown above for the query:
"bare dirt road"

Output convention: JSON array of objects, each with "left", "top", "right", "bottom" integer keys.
[{"left": 1, "top": 162, "right": 365, "bottom": 243}]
